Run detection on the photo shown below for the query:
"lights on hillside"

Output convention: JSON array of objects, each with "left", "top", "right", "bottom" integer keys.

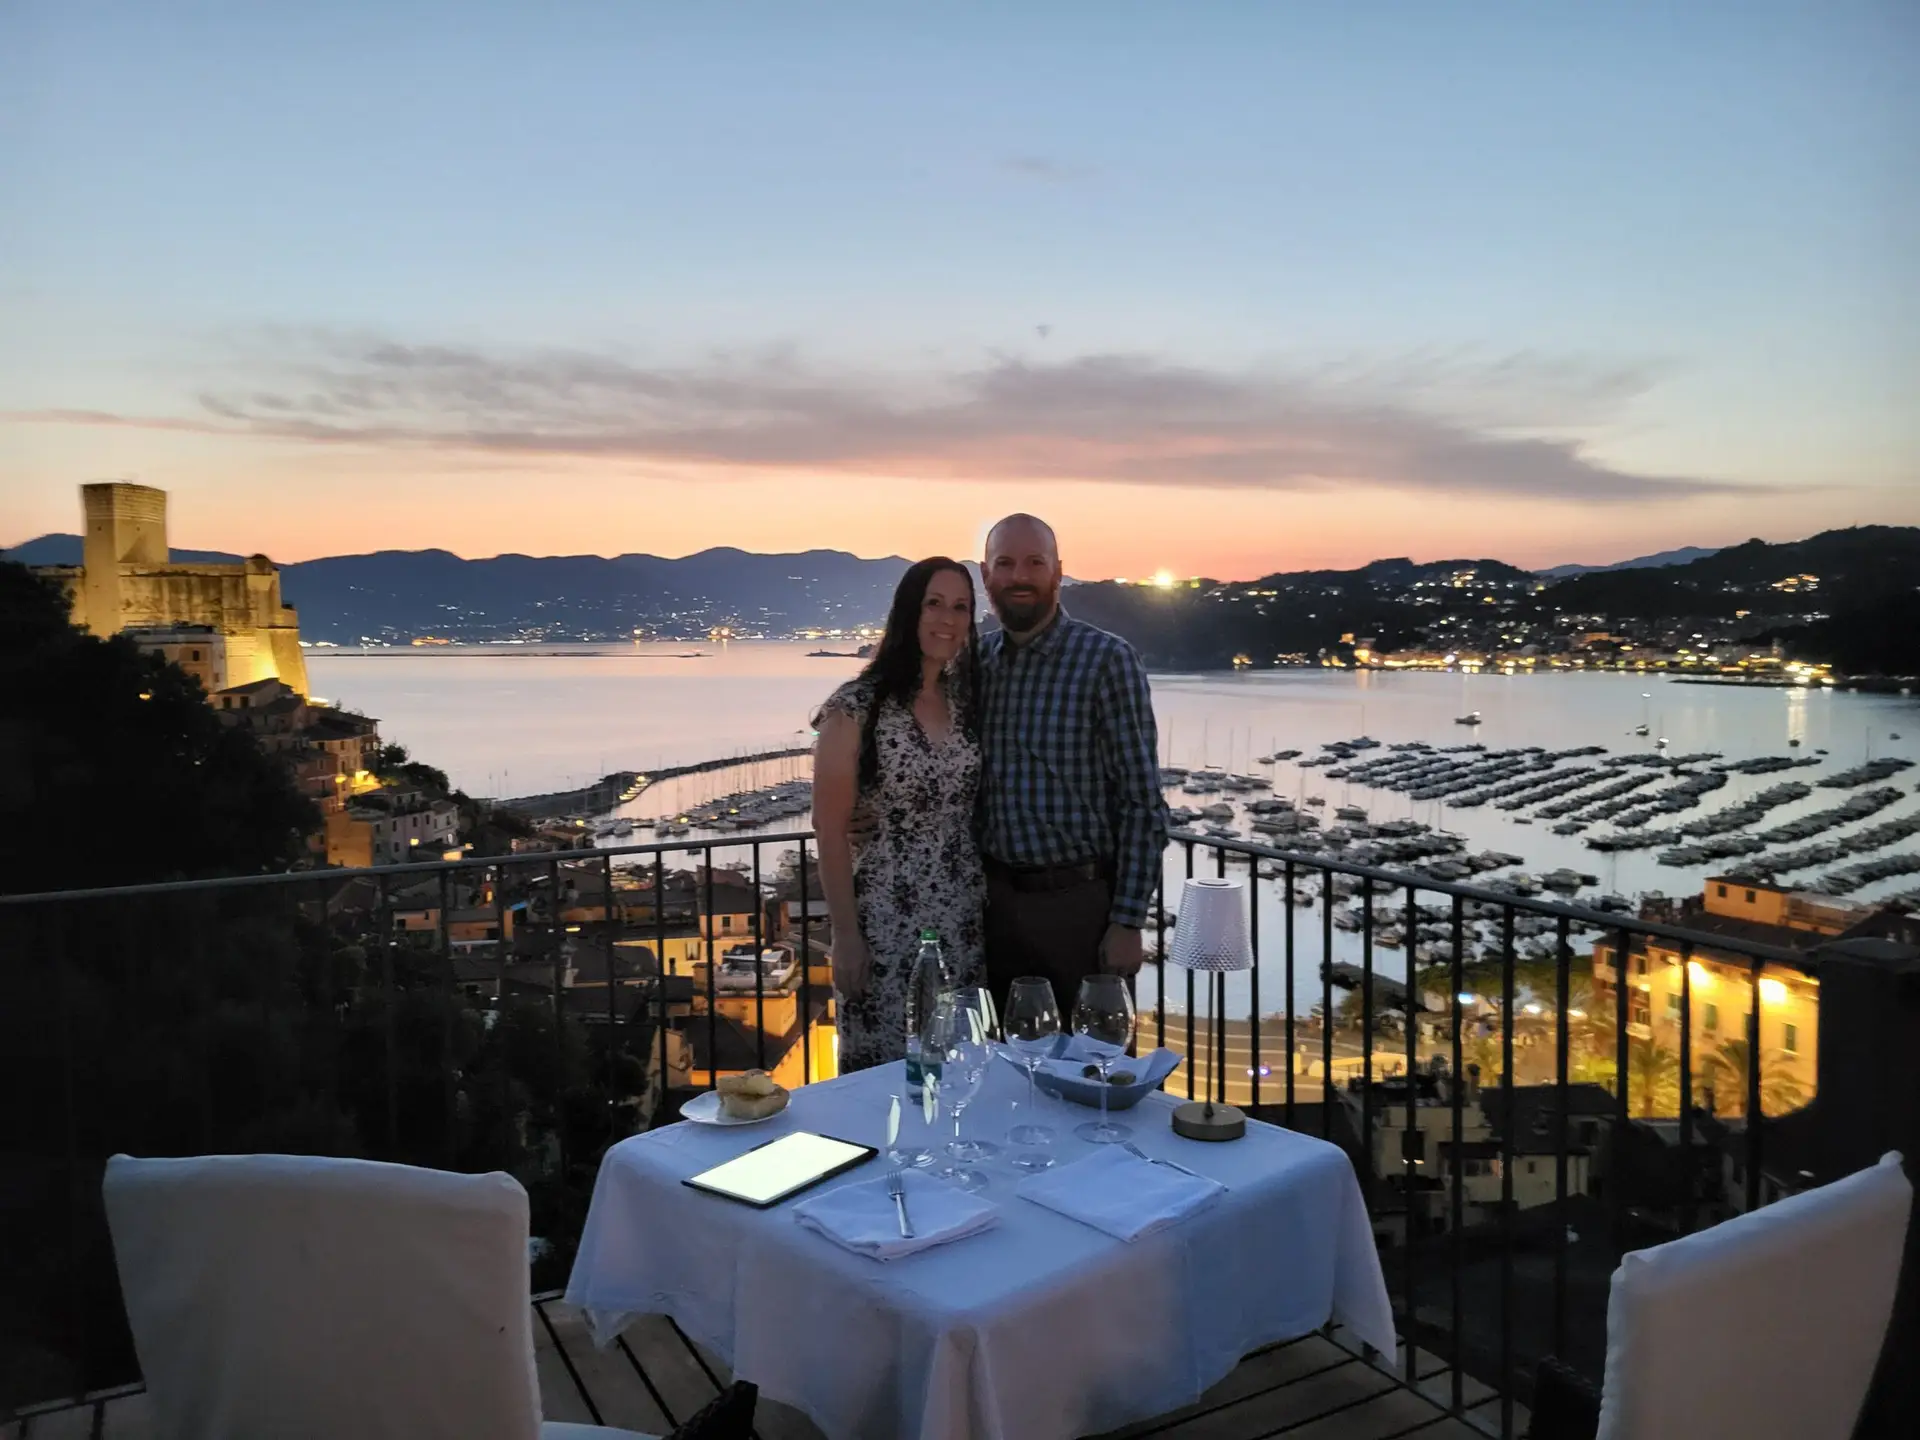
[{"left": 1151, "top": 569, "right": 1177, "bottom": 590}]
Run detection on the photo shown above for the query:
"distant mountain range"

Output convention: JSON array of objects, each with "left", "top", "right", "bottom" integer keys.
[
  {"left": 7, "top": 528, "right": 1916, "bottom": 668},
  {"left": 2, "top": 535, "right": 918, "bottom": 642},
  {"left": 1536, "top": 545, "right": 1721, "bottom": 579},
  {"left": 5, "top": 535, "right": 248, "bottom": 567}
]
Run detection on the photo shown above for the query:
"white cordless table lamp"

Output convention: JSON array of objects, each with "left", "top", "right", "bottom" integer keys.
[{"left": 1168, "top": 877, "right": 1254, "bottom": 1141}]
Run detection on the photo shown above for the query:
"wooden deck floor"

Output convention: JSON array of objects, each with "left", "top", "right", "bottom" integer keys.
[{"left": 6, "top": 1299, "right": 1522, "bottom": 1439}]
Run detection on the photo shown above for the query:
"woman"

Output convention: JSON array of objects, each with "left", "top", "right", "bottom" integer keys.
[{"left": 812, "top": 557, "right": 984, "bottom": 1073}]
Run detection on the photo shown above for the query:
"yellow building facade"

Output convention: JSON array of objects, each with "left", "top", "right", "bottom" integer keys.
[{"left": 1591, "top": 878, "right": 1852, "bottom": 1116}]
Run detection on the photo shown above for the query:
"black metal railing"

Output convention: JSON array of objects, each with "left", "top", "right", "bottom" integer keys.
[{"left": 0, "top": 829, "right": 1829, "bottom": 1434}]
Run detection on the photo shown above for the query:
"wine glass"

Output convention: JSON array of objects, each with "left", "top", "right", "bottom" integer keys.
[
  {"left": 1072, "top": 974, "right": 1136, "bottom": 1144},
  {"left": 947, "top": 985, "right": 1001, "bottom": 1159},
  {"left": 1003, "top": 976, "right": 1061, "bottom": 1171},
  {"left": 931, "top": 1001, "right": 991, "bottom": 1191}
]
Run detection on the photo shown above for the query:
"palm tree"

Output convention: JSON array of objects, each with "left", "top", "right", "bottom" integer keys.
[
  {"left": 1707, "top": 1039, "right": 1808, "bottom": 1118},
  {"left": 1624, "top": 1037, "right": 1682, "bottom": 1118}
]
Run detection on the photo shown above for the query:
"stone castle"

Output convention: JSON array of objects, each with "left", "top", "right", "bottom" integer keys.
[{"left": 36, "top": 483, "right": 310, "bottom": 695}]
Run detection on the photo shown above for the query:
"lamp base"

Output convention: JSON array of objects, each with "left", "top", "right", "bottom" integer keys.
[{"left": 1171, "top": 1100, "right": 1246, "bottom": 1142}]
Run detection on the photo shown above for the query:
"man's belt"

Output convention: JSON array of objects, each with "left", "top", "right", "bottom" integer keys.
[{"left": 984, "top": 856, "right": 1111, "bottom": 893}]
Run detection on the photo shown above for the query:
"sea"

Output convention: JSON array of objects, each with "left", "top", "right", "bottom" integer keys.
[{"left": 309, "top": 642, "right": 1920, "bottom": 1020}]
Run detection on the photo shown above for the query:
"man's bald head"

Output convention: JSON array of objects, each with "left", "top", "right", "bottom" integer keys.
[
  {"left": 985, "top": 513, "right": 1058, "bottom": 563},
  {"left": 983, "top": 513, "right": 1063, "bottom": 637}
]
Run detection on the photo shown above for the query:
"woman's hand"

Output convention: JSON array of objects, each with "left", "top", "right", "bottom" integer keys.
[{"left": 832, "top": 930, "right": 874, "bottom": 1000}]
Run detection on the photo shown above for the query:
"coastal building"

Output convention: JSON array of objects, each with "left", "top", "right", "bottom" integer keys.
[
  {"left": 33, "top": 482, "right": 310, "bottom": 694},
  {"left": 1591, "top": 878, "right": 1887, "bottom": 1116},
  {"left": 1363, "top": 1069, "right": 1601, "bottom": 1238},
  {"left": 125, "top": 624, "right": 227, "bottom": 694},
  {"left": 214, "top": 677, "right": 381, "bottom": 817},
  {"left": 324, "top": 788, "right": 460, "bottom": 867},
  {"left": 392, "top": 904, "right": 517, "bottom": 949}
]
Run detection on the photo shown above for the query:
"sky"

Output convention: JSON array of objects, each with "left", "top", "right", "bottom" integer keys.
[{"left": 3, "top": 1, "right": 1915, "bottom": 579}]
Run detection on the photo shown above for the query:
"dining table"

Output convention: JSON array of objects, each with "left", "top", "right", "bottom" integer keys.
[{"left": 564, "top": 1056, "right": 1396, "bottom": 1440}]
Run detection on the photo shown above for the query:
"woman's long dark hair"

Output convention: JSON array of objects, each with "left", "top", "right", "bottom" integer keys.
[{"left": 816, "top": 556, "right": 980, "bottom": 789}]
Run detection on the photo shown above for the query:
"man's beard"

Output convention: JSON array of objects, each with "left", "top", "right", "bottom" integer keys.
[{"left": 990, "top": 583, "right": 1055, "bottom": 632}]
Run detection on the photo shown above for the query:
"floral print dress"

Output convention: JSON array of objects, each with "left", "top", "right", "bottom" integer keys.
[{"left": 818, "top": 676, "right": 985, "bottom": 1073}]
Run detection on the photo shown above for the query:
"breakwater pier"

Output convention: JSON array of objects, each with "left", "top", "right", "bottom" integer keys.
[{"left": 497, "top": 746, "right": 812, "bottom": 818}]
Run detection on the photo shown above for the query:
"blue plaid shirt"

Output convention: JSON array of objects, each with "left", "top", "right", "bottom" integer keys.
[{"left": 977, "top": 607, "right": 1170, "bottom": 928}]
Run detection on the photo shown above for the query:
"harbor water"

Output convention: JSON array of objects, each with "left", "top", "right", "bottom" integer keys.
[{"left": 310, "top": 642, "right": 1920, "bottom": 1022}]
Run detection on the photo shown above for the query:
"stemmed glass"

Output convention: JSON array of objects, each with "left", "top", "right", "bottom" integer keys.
[
  {"left": 1072, "top": 974, "right": 1137, "bottom": 1144},
  {"left": 931, "top": 998, "right": 991, "bottom": 1192},
  {"left": 1003, "top": 976, "right": 1061, "bottom": 1172},
  {"left": 947, "top": 986, "right": 1001, "bottom": 1161}
]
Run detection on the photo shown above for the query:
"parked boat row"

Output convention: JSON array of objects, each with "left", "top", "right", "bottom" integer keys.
[
  {"left": 1714, "top": 754, "right": 1825, "bottom": 776},
  {"left": 638, "top": 778, "right": 814, "bottom": 836},
  {"left": 1815, "top": 852, "right": 1920, "bottom": 895},
  {"left": 1757, "top": 786, "right": 1904, "bottom": 844},
  {"left": 1674, "top": 781, "right": 1813, "bottom": 837},
  {"left": 1595, "top": 771, "right": 1729, "bottom": 831},
  {"left": 1536, "top": 771, "right": 1662, "bottom": 820},
  {"left": 1725, "top": 802, "right": 1920, "bottom": 882},
  {"left": 1817, "top": 757, "right": 1915, "bottom": 790}
]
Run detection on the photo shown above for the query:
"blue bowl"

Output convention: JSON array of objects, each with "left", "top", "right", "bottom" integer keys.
[{"left": 1011, "top": 1037, "right": 1183, "bottom": 1111}]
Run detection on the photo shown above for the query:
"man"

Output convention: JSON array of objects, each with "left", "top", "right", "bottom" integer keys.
[{"left": 977, "top": 513, "right": 1170, "bottom": 1018}]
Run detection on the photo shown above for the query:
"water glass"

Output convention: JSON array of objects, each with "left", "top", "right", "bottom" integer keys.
[
  {"left": 1003, "top": 976, "right": 1061, "bottom": 1170},
  {"left": 1072, "top": 974, "right": 1137, "bottom": 1144}
]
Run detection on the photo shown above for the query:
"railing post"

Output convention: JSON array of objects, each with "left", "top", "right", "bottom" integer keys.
[
  {"left": 1248, "top": 861, "right": 1260, "bottom": 1111},
  {"left": 1403, "top": 880, "right": 1420, "bottom": 1388},
  {"left": 752, "top": 842, "right": 766, "bottom": 1074},
  {"left": 1612, "top": 925, "right": 1630, "bottom": 1250},
  {"left": 1286, "top": 859, "right": 1298, "bottom": 1126},
  {"left": 1553, "top": 914, "right": 1571, "bottom": 1360},
  {"left": 1321, "top": 877, "right": 1335, "bottom": 1135},
  {"left": 799, "top": 840, "right": 813, "bottom": 1081},
  {"left": 1448, "top": 893, "right": 1465, "bottom": 1414},
  {"left": 1499, "top": 905, "right": 1517, "bottom": 1440},
  {"left": 654, "top": 851, "right": 670, "bottom": 1117}
]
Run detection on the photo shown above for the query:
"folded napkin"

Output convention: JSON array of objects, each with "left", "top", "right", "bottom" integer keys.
[
  {"left": 1019, "top": 1144, "right": 1224, "bottom": 1242},
  {"left": 793, "top": 1169, "right": 999, "bottom": 1261},
  {"left": 1036, "top": 1037, "right": 1182, "bottom": 1089}
]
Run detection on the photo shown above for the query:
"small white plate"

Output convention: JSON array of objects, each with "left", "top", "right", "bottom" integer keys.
[{"left": 679, "top": 1090, "right": 785, "bottom": 1127}]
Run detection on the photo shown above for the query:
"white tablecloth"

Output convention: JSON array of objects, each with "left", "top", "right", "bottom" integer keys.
[{"left": 565, "top": 1061, "right": 1395, "bottom": 1440}]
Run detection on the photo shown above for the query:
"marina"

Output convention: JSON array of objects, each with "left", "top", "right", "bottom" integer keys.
[{"left": 308, "top": 644, "right": 1920, "bottom": 1017}]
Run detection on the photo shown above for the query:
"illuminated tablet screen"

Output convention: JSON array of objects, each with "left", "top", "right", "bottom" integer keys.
[{"left": 684, "top": 1132, "right": 875, "bottom": 1207}]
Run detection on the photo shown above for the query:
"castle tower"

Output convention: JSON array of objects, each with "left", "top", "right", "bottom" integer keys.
[
  {"left": 43, "top": 482, "right": 311, "bottom": 696},
  {"left": 80, "top": 482, "right": 170, "bottom": 635}
]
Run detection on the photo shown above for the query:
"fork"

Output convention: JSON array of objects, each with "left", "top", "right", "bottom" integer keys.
[
  {"left": 1122, "top": 1141, "right": 1210, "bottom": 1183},
  {"left": 887, "top": 1167, "right": 914, "bottom": 1238}
]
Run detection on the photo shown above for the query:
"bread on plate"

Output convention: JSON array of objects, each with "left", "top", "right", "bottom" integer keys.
[{"left": 716, "top": 1069, "right": 788, "bottom": 1120}]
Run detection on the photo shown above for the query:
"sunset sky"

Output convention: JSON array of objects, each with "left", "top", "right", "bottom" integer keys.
[{"left": 5, "top": 1, "right": 1915, "bottom": 579}]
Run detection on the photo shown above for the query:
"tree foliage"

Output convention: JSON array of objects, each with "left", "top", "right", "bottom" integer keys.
[{"left": 0, "top": 562, "right": 319, "bottom": 894}]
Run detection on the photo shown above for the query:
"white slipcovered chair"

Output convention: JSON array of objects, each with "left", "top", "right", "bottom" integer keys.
[
  {"left": 102, "top": 1152, "right": 692, "bottom": 1440},
  {"left": 1534, "top": 1150, "right": 1912, "bottom": 1439}
]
